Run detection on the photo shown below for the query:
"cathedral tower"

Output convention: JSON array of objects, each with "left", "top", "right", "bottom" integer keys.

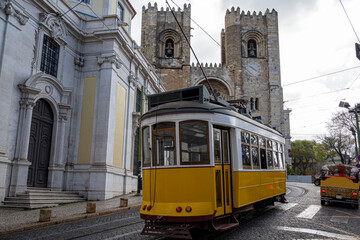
[
  {"left": 222, "top": 8, "right": 284, "bottom": 132},
  {"left": 141, "top": 3, "right": 191, "bottom": 90},
  {"left": 141, "top": 4, "right": 291, "bottom": 163}
]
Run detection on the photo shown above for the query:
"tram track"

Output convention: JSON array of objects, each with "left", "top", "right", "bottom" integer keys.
[{"left": 286, "top": 184, "right": 308, "bottom": 198}]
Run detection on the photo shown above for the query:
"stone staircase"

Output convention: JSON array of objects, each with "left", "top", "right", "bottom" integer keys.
[{"left": 1, "top": 187, "right": 86, "bottom": 209}]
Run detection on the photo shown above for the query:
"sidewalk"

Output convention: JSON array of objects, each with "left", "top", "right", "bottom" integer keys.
[{"left": 0, "top": 192, "right": 143, "bottom": 235}]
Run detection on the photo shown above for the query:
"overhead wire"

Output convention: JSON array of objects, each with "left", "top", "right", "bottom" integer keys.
[
  {"left": 284, "top": 87, "right": 349, "bottom": 103},
  {"left": 339, "top": 0, "right": 360, "bottom": 43},
  {"left": 60, "top": 1, "right": 83, "bottom": 17},
  {"left": 283, "top": 66, "right": 360, "bottom": 87},
  {"left": 170, "top": 0, "right": 221, "bottom": 47}
]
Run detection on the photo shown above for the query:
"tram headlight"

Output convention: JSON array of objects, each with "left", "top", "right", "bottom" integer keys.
[
  {"left": 185, "top": 206, "right": 192, "bottom": 212},
  {"left": 142, "top": 205, "right": 147, "bottom": 211},
  {"left": 176, "top": 207, "right": 182, "bottom": 212},
  {"left": 353, "top": 192, "right": 358, "bottom": 196},
  {"left": 321, "top": 189, "right": 326, "bottom": 193},
  {"left": 147, "top": 205, "right": 152, "bottom": 211}
]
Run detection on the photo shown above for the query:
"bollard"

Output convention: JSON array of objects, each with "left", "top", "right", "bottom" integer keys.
[
  {"left": 120, "top": 198, "right": 128, "bottom": 207},
  {"left": 86, "top": 202, "right": 96, "bottom": 213},
  {"left": 39, "top": 209, "right": 52, "bottom": 222}
]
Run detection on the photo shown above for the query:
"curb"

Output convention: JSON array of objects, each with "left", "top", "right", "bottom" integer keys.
[{"left": 0, "top": 204, "right": 142, "bottom": 236}]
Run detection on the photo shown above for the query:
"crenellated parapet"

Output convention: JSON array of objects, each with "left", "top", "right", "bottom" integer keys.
[
  {"left": 191, "top": 62, "right": 226, "bottom": 69},
  {"left": 225, "top": 7, "right": 277, "bottom": 28},
  {"left": 143, "top": 2, "right": 190, "bottom": 14}
]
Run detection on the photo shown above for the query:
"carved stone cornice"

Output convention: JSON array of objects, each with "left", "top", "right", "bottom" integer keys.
[
  {"left": 97, "top": 54, "right": 122, "bottom": 69},
  {"left": 0, "top": 0, "right": 29, "bottom": 25},
  {"left": 39, "top": 12, "right": 67, "bottom": 44},
  {"left": 18, "top": 84, "right": 41, "bottom": 95}
]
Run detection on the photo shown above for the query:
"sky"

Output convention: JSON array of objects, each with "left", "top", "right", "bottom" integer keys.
[{"left": 130, "top": 0, "right": 360, "bottom": 142}]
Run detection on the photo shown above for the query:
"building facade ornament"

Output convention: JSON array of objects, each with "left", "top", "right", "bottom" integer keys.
[
  {"left": 97, "top": 53, "right": 122, "bottom": 69},
  {"left": 74, "top": 56, "right": 84, "bottom": 67},
  {"left": 39, "top": 13, "right": 67, "bottom": 44},
  {"left": 0, "top": 0, "right": 29, "bottom": 25}
]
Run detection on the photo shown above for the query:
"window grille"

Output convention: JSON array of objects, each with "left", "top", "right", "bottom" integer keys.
[{"left": 40, "top": 35, "right": 60, "bottom": 77}]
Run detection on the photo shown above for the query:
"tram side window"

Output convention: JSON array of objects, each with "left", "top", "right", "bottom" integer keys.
[
  {"left": 180, "top": 121, "right": 209, "bottom": 164},
  {"left": 259, "top": 137, "right": 267, "bottom": 169},
  {"left": 152, "top": 122, "right": 176, "bottom": 166},
  {"left": 273, "top": 142, "right": 279, "bottom": 169},
  {"left": 214, "top": 129, "right": 221, "bottom": 164},
  {"left": 251, "top": 135, "right": 260, "bottom": 169},
  {"left": 266, "top": 140, "right": 273, "bottom": 169},
  {"left": 279, "top": 144, "right": 284, "bottom": 169},
  {"left": 241, "top": 132, "right": 251, "bottom": 169},
  {"left": 142, "top": 126, "right": 151, "bottom": 167}
]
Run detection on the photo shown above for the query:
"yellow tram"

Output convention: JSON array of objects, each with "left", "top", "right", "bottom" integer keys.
[{"left": 140, "top": 86, "right": 286, "bottom": 238}]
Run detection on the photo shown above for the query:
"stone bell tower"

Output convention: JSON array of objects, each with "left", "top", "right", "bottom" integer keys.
[
  {"left": 222, "top": 7, "right": 284, "bottom": 132},
  {"left": 141, "top": 3, "right": 191, "bottom": 90}
]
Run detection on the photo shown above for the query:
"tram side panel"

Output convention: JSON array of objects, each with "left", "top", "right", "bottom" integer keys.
[
  {"left": 141, "top": 167, "right": 216, "bottom": 218},
  {"left": 233, "top": 171, "right": 286, "bottom": 208}
]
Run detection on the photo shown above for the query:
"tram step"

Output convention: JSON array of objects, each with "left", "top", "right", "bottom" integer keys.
[
  {"left": 212, "top": 215, "right": 239, "bottom": 231},
  {"left": 141, "top": 221, "right": 192, "bottom": 239}
]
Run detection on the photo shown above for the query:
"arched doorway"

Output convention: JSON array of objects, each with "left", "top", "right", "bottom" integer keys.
[
  {"left": 27, "top": 99, "right": 53, "bottom": 188},
  {"left": 198, "top": 79, "right": 230, "bottom": 101}
]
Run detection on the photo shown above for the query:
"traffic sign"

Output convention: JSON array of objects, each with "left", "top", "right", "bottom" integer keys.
[
  {"left": 358, "top": 154, "right": 360, "bottom": 161},
  {"left": 357, "top": 163, "right": 360, "bottom": 168}
]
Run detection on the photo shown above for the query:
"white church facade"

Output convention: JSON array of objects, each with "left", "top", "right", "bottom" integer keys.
[{"left": 0, "top": 0, "right": 164, "bottom": 202}]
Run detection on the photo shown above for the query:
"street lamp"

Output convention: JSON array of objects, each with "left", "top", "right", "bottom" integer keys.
[{"left": 339, "top": 101, "right": 360, "bottom": 157}]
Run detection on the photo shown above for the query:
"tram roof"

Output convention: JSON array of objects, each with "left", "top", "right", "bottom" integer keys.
[{"left": 142, "top": 101, "right": 283, "bottom": 136}]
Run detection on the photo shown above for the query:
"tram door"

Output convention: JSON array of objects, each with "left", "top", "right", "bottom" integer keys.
[{"left": 214, "top": 128, "right": 232, "bottom": 216}]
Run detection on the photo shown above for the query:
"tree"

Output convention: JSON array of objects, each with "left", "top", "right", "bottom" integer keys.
[
  {"left": 290, "top": 140, "right": 328, "bottom": 175},
  {"left": 319, "top": 110, "right": 356, "bottom": 164}
]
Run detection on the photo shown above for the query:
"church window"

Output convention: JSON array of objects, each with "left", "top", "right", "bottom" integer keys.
[
  {"left": 136, "top": 88, "right": 142, "bottom": 112},
  {"left": 165, "top": 39, "right": 174, "bottom": 58},
  {"left": 250, "top": 97, "right": 259, "bottom": 110},
  {"left": 40, "top": 35, "right": 60, "bottom": 77},
  {"left": 117, "top": 2, "right": 125, "bottom": 22},
  {"left": 248, "top": 39, "right": 257, "bottom": 58}
]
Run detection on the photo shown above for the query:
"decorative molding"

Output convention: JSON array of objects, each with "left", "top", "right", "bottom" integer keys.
[
  {"left": 0, "top": 0, "right": 29, "bottom": 25},
  {"left": 97, "top": 54, "right": 122, "bottom": 69},
  {"left": 74, "top": 57, "right": 84, "bottom": 67},
  {"left": 39, "top": 13, "right": 67, "bottom": 44},
  {"left": 31, "top": 29, "right": 39, "bottom": 73},
  {"left": 132, "top": 112, "right": 140, "bottom": 136},
  {"left": 59, "top": 103, "right": 71, "bottom": 121}
]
